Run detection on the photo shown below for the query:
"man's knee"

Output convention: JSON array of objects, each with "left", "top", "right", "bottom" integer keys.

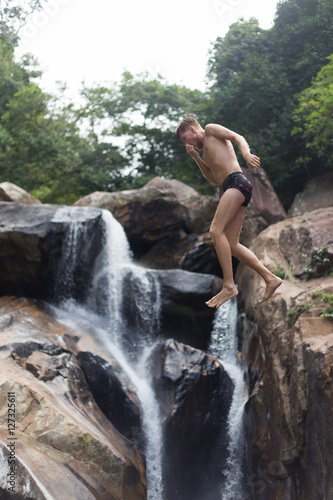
[
  {"left": 210, "top": 223, "right": 227, "bottom": 243},
  {"left": 209, "top": 224, "right": 218, "bottom": 242}
]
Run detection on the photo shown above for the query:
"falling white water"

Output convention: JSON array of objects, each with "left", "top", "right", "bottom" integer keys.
[
  {"left": 52, "top": 208, "right": 164, "bottom": 500},
  {"left": 209, "top": 297, "right": 248, "bottom": 500}
]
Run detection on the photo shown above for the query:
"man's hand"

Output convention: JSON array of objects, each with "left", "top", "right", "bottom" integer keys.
[
  {"left": 245, "top": 153, "right": 261, "bottom": 170},
  {"left": 185, "top": 143, "right": 200, "bottom": 159}
]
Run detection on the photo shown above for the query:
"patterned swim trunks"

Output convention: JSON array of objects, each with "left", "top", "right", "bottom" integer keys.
[{"left": 221, "top": 172, "right": 252, "bottom": 207}]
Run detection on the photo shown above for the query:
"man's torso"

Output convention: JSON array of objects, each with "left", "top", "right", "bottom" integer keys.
[{"left": 203, "top": 135, "right": 242, "bottom": 185}]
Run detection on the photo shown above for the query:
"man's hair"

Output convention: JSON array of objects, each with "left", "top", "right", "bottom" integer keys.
[{"left": 176, "top": 116, "right": 200, "bottom": 140}]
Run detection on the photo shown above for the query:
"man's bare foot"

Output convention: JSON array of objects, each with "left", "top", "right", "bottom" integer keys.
[
  {"left": 259, "top": 276, "right": 283, "bottom": 303},
  {"left": 206, "top": 287, "right": 238, "bottom": 309}
]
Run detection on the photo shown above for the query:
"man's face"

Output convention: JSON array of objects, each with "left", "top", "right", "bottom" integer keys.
[{"left": 180, "top": 127, "right": 203, "bottom": 150}]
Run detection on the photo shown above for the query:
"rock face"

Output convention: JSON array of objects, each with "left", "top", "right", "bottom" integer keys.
[
  {"left": 73, "top": 186, "right": 191, "bottom": 252},
  {"left": 240, "top": 168, "right": 287, "bottom": 248},
  {"left": 149, "top": 339, "right": 234, "bottom": 500},
  {"left": 0, "top": 296, "right": 146, "bottom": 500},
  {"left": 0, "top": 203, "right": 104, "bottom": 300},
  {"left": 0, "top": 182, "right": 41, "bottom": 204},
  {"left": 157, "top": 269, "right": 222, "bottom": 350},
  {"left": 235, "top": 207, "right": 333, "bottom": 500},
  {"left": 242, "top": 168, "right": 287, "bottom": 228},
  {"left": 288, "top": 172, "right": 333, "bottom": 217},
  {"left": 74, "top": 173, "right": 286, "bottom": 273},
  {"left": 0, "top": 202, "right": 221, "bottom": 350},
  {"left": 74, "top": 179, "right": 219, "bottom": 272}
]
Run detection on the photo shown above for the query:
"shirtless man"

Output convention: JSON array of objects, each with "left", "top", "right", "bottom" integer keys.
[{"left": 176, "top": 116, "right": 282, "bottom": 308}]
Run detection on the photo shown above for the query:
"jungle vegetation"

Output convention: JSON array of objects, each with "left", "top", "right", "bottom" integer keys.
[{"left": 0, "top": 0, "right": 332, "bottom": 206}]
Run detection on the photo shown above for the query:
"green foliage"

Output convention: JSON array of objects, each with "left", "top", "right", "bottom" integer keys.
[
  {"left": 0, "top": 32, "right": 128, "bottom": 203},
  {"left": 207, "top": 0, "right": 333, "bottom": 206},
  {"left": 287, "top": 303, "right": 310, "bottom": 328},
  {"left": 312, "top": 291, "right": 333, "bottom": 319},
  {"left": 292, "top": 55, "right": 333, "bottom": 170},
  {"left": 1, "top": 0, "right": 333, "bottom": 205},
  {"left": 77, "top": 72, "right": 213, "bottom": 193},
  {"left": 0, "top": 0, "right": 46, "bottom": 47},
  {"left": 302, "top": 246, "right": 332, "bottom": 280},
  {"left": 268, "top": 263, "right": 287, "bottom": 280}
]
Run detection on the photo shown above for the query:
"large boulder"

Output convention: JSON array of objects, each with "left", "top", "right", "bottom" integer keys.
[
  {"left": 0, "top": 203, "right": 104, "bottom": 300},
  {"left": 238, "top": 208, "right": 333, "bottom": 293},
  {"left": 235, "top": 207, "right": 333, "bottom": 500},
  {"left": 148, "top": 339, "right": 234, "bottom": 500},
  {"left": 74, "top": 179, "right": 218, "bottom": 261},
  {"left": 240, "top": 168, "right": 287, "bottom": 248},
  {"left": 288, "top": 172, "right": 333, "bottom": 217},
  {"left": 0, "top": 296, "right": 146, "bottom": 500},
  {"left": 73, "top": 186, "right": 190, "bottom": 254},
  {"left": 0, "top": 202, "right": 222, "bottom": 350},
  {"left": 156, "top": 269, "right": 223, "bottom": 350},
  {"left": 0, "top": 182, "right": 41, "bottom": 204},
  {"left": 74, "top": 173, "right": 286, "bottom": 273}
]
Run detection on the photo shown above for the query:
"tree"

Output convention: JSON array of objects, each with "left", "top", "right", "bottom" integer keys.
[
  {"left": 0, "top": 0, "right": 46, "bottom": 45},
  {"left": 272, "top": 0, "right": 333, "bottom": 93},
  {"left": 78, "top": 72, "right": 214, "bottom": 193},
  {"left": 0, "top": 33, "right": 128, "bottom": 203},
  {"left": 292, "top": 55, "right": 333, "bottom": 171},
  {"left": 206, "top": 0, "right": 333, "bottom": 205}
]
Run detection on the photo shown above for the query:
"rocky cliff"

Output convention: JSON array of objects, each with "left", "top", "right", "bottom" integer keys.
[
  {"left": 0, "top": 296, "right": 147, "bottom": 500},
  {"left": 0, "top": 173, "right": 332, "bottom": 500},
  {"left": 0, "top": 199, "right": 231, "bottom": 499},
  {"left": 236, "top": 207, "right": 333, "bottom": 500}
]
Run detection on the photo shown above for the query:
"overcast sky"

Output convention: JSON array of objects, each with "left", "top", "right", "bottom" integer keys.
[{"left": 16, "top": 0, "right": 280, "bottom": 96}]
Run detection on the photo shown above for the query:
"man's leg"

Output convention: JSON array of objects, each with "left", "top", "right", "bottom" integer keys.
[
  {"left": 206, "top": 189, "right": 244, "bottom": 309},
  {"left": 225, "top": 203, "right": 282, "bottom": 303}
]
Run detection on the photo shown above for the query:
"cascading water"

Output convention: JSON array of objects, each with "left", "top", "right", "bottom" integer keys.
[
  {"left": 50, "top": 206, "right": 246, "bottom": 500},
  {"left": 209, "top": 296, "right": 248, "bottom": 499},
  {"left": 51, "top": 208, "right": 164, "bottom": 500}
]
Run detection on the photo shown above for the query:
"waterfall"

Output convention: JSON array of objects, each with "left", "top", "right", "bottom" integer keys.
[
  {"left": 50, "top": 207, "right": 245, "bottom": 500},
  {"left": 51, "top": 208, "right": 164, "bottom": 500},
  {"left": 209, "top": 297, "right": 248, "bottom": 499}
]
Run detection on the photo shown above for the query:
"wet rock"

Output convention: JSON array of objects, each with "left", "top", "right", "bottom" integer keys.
[
  {"left": 77, "top": 351, "right": 142, "bottom": 443},
  {"left": 149, "top": 339, "right": 234, "bottom": 500},
  {"left": 0, "top": 296, "right": 146, "bottom": 500},
  {"left": 0, "top": 205, "right": 223, "bottom": 351},
  {"left": 156, "top": 269, "right": 223, "bottom": 350},
  {"left": 0, "top": 203, "right": 104, "bottom": 301},
  {"left": 236, "top": 207, "right": 333, "bottom": 500},
  {"left": 0, "top": 182, "right": 41, "bottom": 204},
  {"left": 179, "top": 232, "right": 221, "bottom": 276}
]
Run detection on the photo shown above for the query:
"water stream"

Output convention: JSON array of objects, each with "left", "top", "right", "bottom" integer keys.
[
  {"left": 51, "top": 208, "right": 164, "bottom": 499},
  {"left": 209, "top": 297, "right": 248, "bottom": 499},
  {"left": 50, "top": 207, "right": 246, "bottom": 499}
]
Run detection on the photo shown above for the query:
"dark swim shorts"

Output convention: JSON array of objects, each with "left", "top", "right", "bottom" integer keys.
[{"left": 222, "top": 172, "right": 253, "bottom": 207}]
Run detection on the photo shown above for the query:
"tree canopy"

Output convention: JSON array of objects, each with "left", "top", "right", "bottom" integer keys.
[
  {"left": 206, "top": 0, "right": 333, "bottom": 203},
  {"left": 292, "top": 55, "right": 333, "bottom": 171},
  {"left": 0, "top": 0, "right": 332, "bottom": 206}
]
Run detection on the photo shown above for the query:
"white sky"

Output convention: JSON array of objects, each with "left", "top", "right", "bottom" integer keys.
[{"left": 16, "top": 0, "right": 280, "bottom": 96}]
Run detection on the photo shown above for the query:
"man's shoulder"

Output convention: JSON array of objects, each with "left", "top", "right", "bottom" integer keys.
[{"left": 204, "top": 123, "right": 225, "bottom": 134}]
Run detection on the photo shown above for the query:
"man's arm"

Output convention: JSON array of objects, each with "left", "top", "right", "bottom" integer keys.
[
  {"left": 185, "top": 144, "right": 219, "bottom": 185},
  {"left": 205, "top": 124, "right": 261, "bottom": 169}
]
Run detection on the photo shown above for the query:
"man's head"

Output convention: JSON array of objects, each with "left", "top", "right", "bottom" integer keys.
[{"left": 176, "top": 116, "right": 204, "bottom": 150}]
